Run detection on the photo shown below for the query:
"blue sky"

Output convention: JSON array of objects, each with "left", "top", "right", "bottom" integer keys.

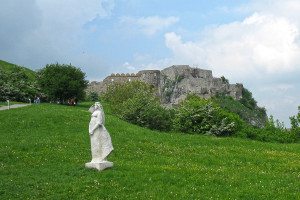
[{"left": 1, "top": 0, "right": 300, "bottom": 126}]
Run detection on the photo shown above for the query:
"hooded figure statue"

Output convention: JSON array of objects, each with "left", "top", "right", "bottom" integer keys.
[{"left": 85, "top": 102, "right": 114, "bottom": 171}]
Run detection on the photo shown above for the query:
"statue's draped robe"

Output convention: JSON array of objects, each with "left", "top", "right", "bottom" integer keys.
[{"left": 89, "top": 110, "right": 113, "bottom": 163}]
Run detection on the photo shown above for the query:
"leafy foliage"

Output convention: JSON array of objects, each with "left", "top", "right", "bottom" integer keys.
[
  {"left": 102, "top": 79, "right": 299, "bottom": 143},
  {"left": 121, "top": 91, "right": 173, "bottom": 131},
  {"left": 239, "top": 88, "right": 257, "bottom": 110},
  {"left": 103, "top": 81, "right": 154, "bottom": 110},
  {"left": 37, "top": 63, "right": 88, "bottom": 102},
  {"left": 213, "top": 95, "right": 267, "bottom": 127},
  {"left": 290, "top": 106, "right": 300, "bottom": 138},
  {"left": 103, "top": 81, "right": 173, "bottom": 131},
  {"left": 0, "top": 60, "right": 38, "bottom": 102},
  {"left": 174, "top": 94, "right": 243, "bottom": 136},
  {"left": 220, "top": 76, "right": 229, "bottom": 84},
  {"left": 86, "top": 91, "right": 99, "bottom": 102},
  {"left": 238, "top": 116, "right": 298, "bottom": 143}
]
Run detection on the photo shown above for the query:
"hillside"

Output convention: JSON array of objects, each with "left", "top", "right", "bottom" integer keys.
[
  {"left": 0, "top": 60, "right": 38, "bottom": 102},
  {"left": 0, "top": 104, "right": 299, "bottom": 199},
  {"left": 0, "top": 60, "right": 36, "bottom": 80}
]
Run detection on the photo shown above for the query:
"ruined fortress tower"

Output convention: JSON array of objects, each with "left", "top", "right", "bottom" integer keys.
[{"left": 87, "top": 65, "right": 243, "bottom": 105}]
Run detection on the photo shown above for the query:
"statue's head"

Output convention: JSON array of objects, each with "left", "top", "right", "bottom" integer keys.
[
  {"left": 89, "top": 102, "right": 103, "bottom": 113},
  {"left": 94, "top": 102, "right": 102, "bottom": 110}
]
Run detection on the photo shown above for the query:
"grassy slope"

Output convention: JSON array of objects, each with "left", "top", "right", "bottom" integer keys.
[
  {"left": 0, "top": 60, "right": 36, "bottom": 80},
  {"left": 0, "top": 104, "right": 299, "bottom": 199}
]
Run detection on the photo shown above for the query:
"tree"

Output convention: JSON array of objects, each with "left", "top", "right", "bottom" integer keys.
[
  {"left": 86, "top": 92, "right": 99, "bottom": 101},
  {"left": 38, "top": 63, "right": 88, "bottom": 103},
  {"left": 290, "top": 106, "right": 300, "bottom": 138},
  {"left": 103, "top": 81, "right": 173, "bottom": 131},
  {"left": 0, "top": 68, "right": 38, "bottom": 102}
]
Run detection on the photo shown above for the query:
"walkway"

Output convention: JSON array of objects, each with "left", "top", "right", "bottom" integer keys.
[{"left": 0, "top": 104, "right": 31, "bottom": 111}]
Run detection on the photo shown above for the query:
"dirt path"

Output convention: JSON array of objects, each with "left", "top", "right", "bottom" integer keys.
[{"left": 0, "top": 104, "right": 31, "bottom": 111}]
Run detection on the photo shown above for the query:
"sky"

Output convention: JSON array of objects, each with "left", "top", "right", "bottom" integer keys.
[{"left": 1, "top": 0, "right": 300, "bottom": 126}]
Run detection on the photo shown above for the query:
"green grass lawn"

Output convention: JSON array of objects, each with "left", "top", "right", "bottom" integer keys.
[{"left": 0, "top": 104, "right": 299, "bottom": 199}]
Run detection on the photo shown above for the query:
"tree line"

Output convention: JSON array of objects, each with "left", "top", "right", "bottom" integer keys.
[{"left": 0, "top": 63, "right": 88, "bottom": 104}]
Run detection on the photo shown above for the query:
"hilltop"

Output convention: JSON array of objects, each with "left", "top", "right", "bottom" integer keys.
[
  {"left": 87, "top": 65, "right": 243, "bottom": 104},
  {"left": 0, "top": 60, "right": 38, "bottom": 102},
  {"left": 87, "top": 65, "right": 267, "bottom": 127},
  {"left": 0, "top": 104, "right": 299, "bottom": 199},
  {"left": 0, "top": 60, "right": 36, "bottom": 80}
]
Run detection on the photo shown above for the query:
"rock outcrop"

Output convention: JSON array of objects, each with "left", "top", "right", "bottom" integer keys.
[{"left": 87, "top": 65, "right": 243, "bottom": 105}]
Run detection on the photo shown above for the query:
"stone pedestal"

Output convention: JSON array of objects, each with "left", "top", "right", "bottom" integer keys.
[{"left": 85, "top": 161, "right": 113, "bottom": 171}]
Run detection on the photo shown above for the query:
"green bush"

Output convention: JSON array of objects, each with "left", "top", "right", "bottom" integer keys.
[
  {"left": 121, "top": 92, "right": 173, "bottom": 131},
  {"left": 86, "top": 92, "right": 99, "bottom": 102},
  {"left": 0, "top": 67, "right": 38, "bottom": 102},
  {"left": 213, "top": 94, "right": 267, "bottom": 127},
  {"left": 103, "top": 82, "right": 299, "bottom": 143},
  {"left": 290, "top": 106, "right": 300, "bottom": 139},
  {"left": 239, "top": 88, "right": 257, "bottom": 110},
  {"left": 103, "top": 81, "right": 154, "bottom": 112},
  {"left": 174, "top": 94, "right": 243, "bottom": 136},
  {"left": 103, "top": 81, "right": 173, "bottom": 131},
  {"left": 239, "top": 116, "right": 298, "bottom": 143}
]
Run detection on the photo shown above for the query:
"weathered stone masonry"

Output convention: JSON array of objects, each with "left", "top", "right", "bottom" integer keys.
[{"left": 87, "top": 65, "right": 243, "bottom": 105}]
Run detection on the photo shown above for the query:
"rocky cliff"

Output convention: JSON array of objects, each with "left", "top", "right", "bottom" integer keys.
[{"left": 87, "top": 65, "right": 243, "bottom": 105}]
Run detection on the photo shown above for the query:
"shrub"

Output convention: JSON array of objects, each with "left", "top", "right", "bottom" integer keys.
[
  {"left": 290, "top": 106, "right": 300, "bottom": 139},
  {"left": 174, "top": 94, "right": 243, "bottom": 136},
  {"left": 103, "top": 81, "right": 173, "bottom": 131},
  {"left": 86, "top": 92, "right": 99, "bottom": 102},
  {"left": 239, "top": 88, "right": 257, "bottom": 110},
  {"left": 213, "top": 94, "right": 267, "bottom": 127},
  {"left": 0, "top": 68, "right": 38, "bottom": 102},
  {"left": 121, "top": 92, "right": 173, "bottom": 131},
  {"left": 240, "top": 116, "right": 298, "bottom": 143},
  {"left": 103, "top": 81, "right": 154, "bottom": 112}
]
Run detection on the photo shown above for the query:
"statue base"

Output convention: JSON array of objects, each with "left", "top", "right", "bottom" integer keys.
[{"left": 85, "top": 161, "right": 113, "bottom": 171}]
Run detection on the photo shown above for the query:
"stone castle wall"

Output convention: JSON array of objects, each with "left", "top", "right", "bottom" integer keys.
[{"left": 87, "top": 65, "right": 243, "bottom": 105}]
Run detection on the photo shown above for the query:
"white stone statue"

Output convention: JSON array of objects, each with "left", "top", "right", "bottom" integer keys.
[{"left": 85, "top": 102, "right": 114, "bottom": 171}]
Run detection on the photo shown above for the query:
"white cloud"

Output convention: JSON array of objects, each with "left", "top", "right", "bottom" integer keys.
[
  {"left": 0, "top": 0, "right": 115, "bottom": 70},
  {"left": 127, "top": 1, "right": 300, "bottom": 125},
  {"left": 259, "top": 84, "right": 295, "bottom": 93},
  {"left": 164, "top": 12, "right": 300, "bottom": 80},
  {"left": 123, "top": 62, "right": 135, "bottom": 70},
  {"left": 120, "top": 16, "right": 179, "bottom": 36}
]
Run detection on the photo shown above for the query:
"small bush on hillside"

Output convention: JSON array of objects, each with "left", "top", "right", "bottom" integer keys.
[
  {"left": 86, "top": 92, "right": 99, "bottom": 101},
  {"left": 239, "top": 88, "right": 257, "bottom": 110},
  {"left": 0, "top": 68, "right": 38, "bottom": 101},
  {"left": 121, "top": 92, "right": 173, "bottom": 131},
  {"left": 239, "top": 116, "right": 298, "bottom": 143},
  {"left": 214, "top": 94, "right": 267, "bottom": 127},
  {"left": 103, "top": 81, "right": 173, "bottom": 131},
  {"left": 290, "top": 106, "right": 300, "bottom": 139},
  {"left": 174, "top": 94, "right": 243, "bottom": 136},
  {"left": 103, "top": 81, "right": 154, "bottom": 112}
]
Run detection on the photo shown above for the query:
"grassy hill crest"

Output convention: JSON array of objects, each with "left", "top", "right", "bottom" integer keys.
[
  {"left": 0, "top": 60, "right": 36, "bottom": 80},
  {"left": 0, "top": 60, "right": 38, "bottom": 101}
]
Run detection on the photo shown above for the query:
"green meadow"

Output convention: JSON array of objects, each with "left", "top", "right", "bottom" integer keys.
[{"left": 0, "top": 104, "right": 299, "bottom": 199}]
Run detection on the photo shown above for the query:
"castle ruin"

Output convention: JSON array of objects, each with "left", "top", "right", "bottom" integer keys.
[{"left": 87, "top": 65, "right": 243, "bottom": 105}]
